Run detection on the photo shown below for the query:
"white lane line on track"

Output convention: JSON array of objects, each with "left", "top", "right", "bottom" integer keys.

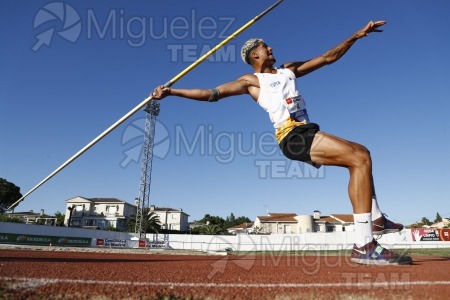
[
  {"left": 1, "top": 277, "right": 450, "bottom": 290},
  {"left": 6, "top": 279, "right": 49, "bottom": 291}
]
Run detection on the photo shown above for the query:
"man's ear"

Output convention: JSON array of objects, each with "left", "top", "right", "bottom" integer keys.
[{"left": 250, "top": 50, "right": 259, "bottom": 61}]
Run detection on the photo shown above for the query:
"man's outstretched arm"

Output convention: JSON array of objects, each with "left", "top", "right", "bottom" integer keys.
[
  {"left": 151, "top": 74, "right": 258, "bottom": 102},
  {"left": 285, "top": 20, "right": 386, "bottom": 78}
]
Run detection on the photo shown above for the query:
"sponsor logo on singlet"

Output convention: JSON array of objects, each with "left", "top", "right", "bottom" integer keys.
[{"left": 270, "top": 81, "right": 281, "bottom": 88}]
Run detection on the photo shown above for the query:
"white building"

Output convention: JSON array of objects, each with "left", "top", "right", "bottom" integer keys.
[
  {"left": 6, "top": 209, "right": 56, "bottom": 226},
  {"left": 430, "top": 217, "right": 450, "bottom": 229},
  {"left": 149, "top": 205, "right": 190, "bottom": 232},
  {"left": 64, "top": 196, "right": 136, "bottom": 230},
  {"left": 313, "top": 211, "right": 354, "bottom": 232},
  {"left": 227, "top": 222, "right": 254, "bottom": 234},
  {"left": 233, "top": 211, "right": 355, "bottom": 235}
]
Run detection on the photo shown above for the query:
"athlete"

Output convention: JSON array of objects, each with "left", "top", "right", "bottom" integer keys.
[{"left": 152, "top": 20, "right": 411, "bottom": 265}]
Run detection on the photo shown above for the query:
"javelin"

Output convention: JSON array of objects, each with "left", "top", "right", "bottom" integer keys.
[{"left": 8, "top": 0, "right": 284, "bottom": 211}]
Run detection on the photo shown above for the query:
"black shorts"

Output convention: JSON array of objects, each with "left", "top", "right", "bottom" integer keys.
[{"left": 278, "top": 123, "right": 321, "bottom": 168}]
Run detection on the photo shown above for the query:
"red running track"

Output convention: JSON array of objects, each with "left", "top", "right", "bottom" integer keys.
[{"left": 1, "top": 249, "right": 449, "bottom": 299}]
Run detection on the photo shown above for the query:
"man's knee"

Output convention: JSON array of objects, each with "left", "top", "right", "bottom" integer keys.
[{"left": 351, "top": 143, "right": 372, "bottom": 168}]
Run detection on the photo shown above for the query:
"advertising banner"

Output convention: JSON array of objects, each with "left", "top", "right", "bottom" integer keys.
[
  {"left": 411, "top": 228, "right": 450, "bottom": 241},
  {"left": 95, "top": 239, "right": 168, "bottom": 248},
  {"left": 146, "top": 240, "right": 167, "bottom": 249},
  {"left": 0, "top": 233, "right": 91, "bottom": 246},
  {"left": 96, "top": 239, "right": 127, "bottom": 248}
]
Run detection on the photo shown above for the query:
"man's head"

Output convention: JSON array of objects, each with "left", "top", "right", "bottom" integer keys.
[
  {"left": 241, "top": 38, "right": 264, "bottom": 64},
  {"left": 241, "top": 38, "right": 275, "bottom": 68}
]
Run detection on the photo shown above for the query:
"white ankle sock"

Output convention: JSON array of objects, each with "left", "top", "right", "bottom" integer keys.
[
  {"left": 371, "top": 196, "right": 383, "bottom": 220},
  {"left": 353, "top": 212, "right": 373, "bottom": 247}
]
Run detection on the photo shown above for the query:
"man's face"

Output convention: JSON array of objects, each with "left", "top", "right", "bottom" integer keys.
[{"left": 250, "top": 42, "right": 276, "bottom": 64}]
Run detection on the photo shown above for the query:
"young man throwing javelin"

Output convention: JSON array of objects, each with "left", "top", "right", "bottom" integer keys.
[{"left": 152, "top": 20, "right": 411, "bottom": 265}]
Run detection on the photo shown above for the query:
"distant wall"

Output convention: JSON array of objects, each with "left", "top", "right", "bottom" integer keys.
[
  {"left": 0, "top": 222, "right": 136, "bottom": 247},
  {"left": 156, "top": 230, "right": 450, "bottom": 251},
  {"left": 1, "top": 222, "right": 449, "bottom": 250}
]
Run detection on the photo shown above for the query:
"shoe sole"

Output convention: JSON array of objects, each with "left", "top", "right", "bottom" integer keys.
[{"left": 351, "top": 257, "right": 412, "bottom": 266}]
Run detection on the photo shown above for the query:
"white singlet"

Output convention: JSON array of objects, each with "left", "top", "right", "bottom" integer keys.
[{"left": 255, "top": 67, "right": 310, "bottom": 143}]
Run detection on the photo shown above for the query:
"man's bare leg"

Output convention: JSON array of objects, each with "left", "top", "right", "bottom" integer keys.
[
  {"left": 310, "top": 131, "right": 373, "bottom": 214},
  {"left": 309, "top": 131, "right": 374, "bottom": 247},
  {"left": 371, "top": 175, "right": 383, "bottom": 220}
]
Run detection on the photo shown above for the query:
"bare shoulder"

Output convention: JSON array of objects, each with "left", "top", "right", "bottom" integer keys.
[
  {"left": 236, "top": 73, "right": 259, "bottom": 102},
  {"left": 237, "top": 73, "right": 260, "bottom": 88},
  {"left": 282, "top": 62, "right": 305, "bottom": 77}
]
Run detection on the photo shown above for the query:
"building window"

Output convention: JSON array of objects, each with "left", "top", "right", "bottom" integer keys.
[
  {"left": 326, "top": 226, "right": 335, "bottom": 232},
  {"left": 73, "top": 205, "right": 84, "bottom": 216},
  {"left": 106, "top": 206, "right": 117, "bottom": 214},
  {"left": 284, "top": 225, "right": 291, "bottom": 234},
  {"left": 98, "top": 220, "right": 106, "bottom": 228}
]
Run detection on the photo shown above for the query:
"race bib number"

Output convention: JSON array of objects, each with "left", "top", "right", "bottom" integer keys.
[{"left": 285, "top": 95, "right": 309, "bottom": 122}]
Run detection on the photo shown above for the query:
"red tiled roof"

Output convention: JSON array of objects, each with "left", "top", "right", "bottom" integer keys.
[
  {"left": 331, "top": 214, "right": 354, "bottom": 223},
  {"left": 228, "top": 222, "right": 254, "bottom": 229},
  {"left": 316, "top": 214, "right": 354, "bottom": 224},
  {"left": 257, "top": 214, "right": 298, "bottom": 222},
  {"left": 268, "top": 213, "right": 297, "bottom": 217},
  {"left": 253, "top": 212, "right": 354, "bottom": 224},
  {"left": 316, "top": 216, "right": 340, "bottom": 223}
]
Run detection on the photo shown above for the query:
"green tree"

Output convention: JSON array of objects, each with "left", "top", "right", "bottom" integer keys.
[
  {"left": 126, "top": 211, "right": 139, "bottom": 232},
  {"left": 199, "top": 224, "right": 222, "bottom": 235},
  {"left": 0, "top": 178, "right": 22, "bottom": 212},
  {"left": 200, "top": 214, "right": 225, "bottom": 226},
  {"left": 105, "top": 225, "right": 121, "bottom": 232},
  {"left": 195, "top": 213, "right": 252, "bottom": 234},
  {"left": 224, "top": 212, "right": 251, "bottom": 230},
  {"left": 36, "top": 219, "right": 46, "bottom": 225},
  {"left": 54, "top": 211, "right": 66, "bottom": 226},
  {"left": 191, "top": 226, "right": 203, "bottom": 234},
  {"left": 0, "top": 214, "right": 24, "bottom": 223},
  {"left": 421, "top": 217, "right": 432, "bottom": 226},
  {"left": 126, "top": 208, "right": 162, "bottom": 233},
  {"left": 234, "top": 216, "right": 252, "bottom": 226},
  {"left": 227, "top": 212, "right": 236, "bottom": 224},
  {"left": 434, "top": 212, "right": 442, "bottom": 223},
  {"left": 146, "top": 211, "right": 162, "bottom": 233}
]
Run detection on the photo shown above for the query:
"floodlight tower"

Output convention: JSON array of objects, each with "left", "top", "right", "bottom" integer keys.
[{"left": 135, "top": 100, "right": 160, "bottom": 238}]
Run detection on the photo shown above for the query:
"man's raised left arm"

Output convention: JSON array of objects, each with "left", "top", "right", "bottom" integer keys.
[{"left": 285, "top": 20, "right": 386, "bottom": 77}]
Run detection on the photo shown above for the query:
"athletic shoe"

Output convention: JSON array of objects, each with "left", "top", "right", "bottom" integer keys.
[
  {"left": 351, "top": 239, "right": 412, "bottom": 265},
  {"left": 372, "top": 214, "right": 404, "bottom": 235}
]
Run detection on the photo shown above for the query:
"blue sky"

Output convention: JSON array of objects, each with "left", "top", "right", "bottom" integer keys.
[{"left": 1, "top": 0, "right": 449, "bottom": 226}]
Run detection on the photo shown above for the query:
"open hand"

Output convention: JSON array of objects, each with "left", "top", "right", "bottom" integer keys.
[{"left": 357, "top": 20, "right": 386, "bottom": 39}]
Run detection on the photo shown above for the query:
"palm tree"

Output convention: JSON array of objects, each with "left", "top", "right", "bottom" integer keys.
[
  {"left": 147, "top": 211, "right": 162, "bottom": 233},
  {"left": 54, "top": 211, "right": 65, "bottom": 226},
  {"left": 200, "top": 224, "right": 222, "bottom": 235},
  {"left": 126, "top": 207, "right": 162, "bottom": 233}
]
